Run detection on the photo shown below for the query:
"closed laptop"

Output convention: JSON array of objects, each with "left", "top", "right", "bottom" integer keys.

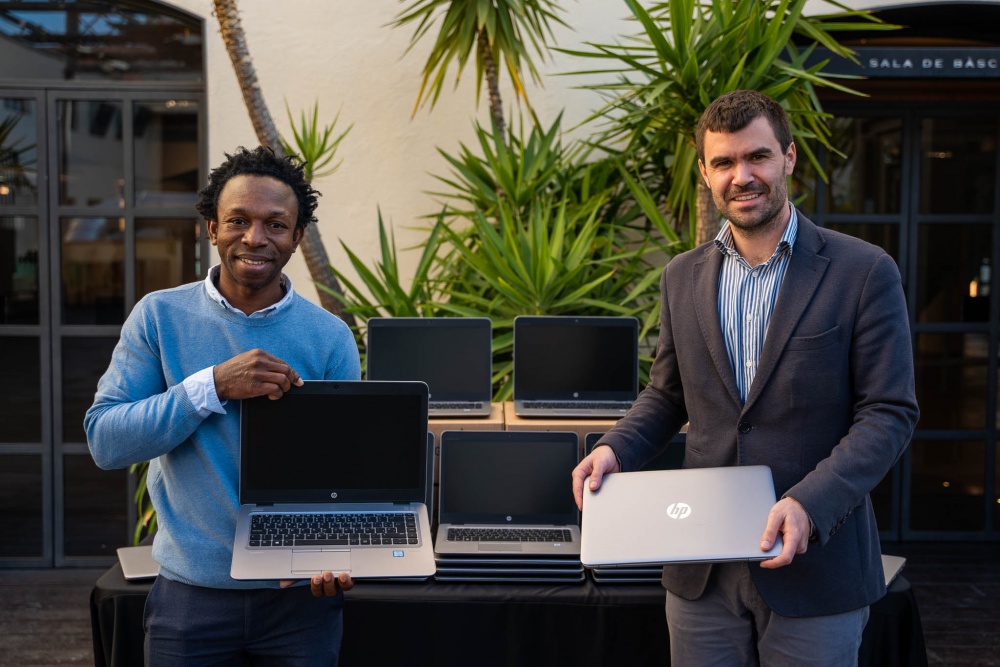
[{"left": 581, "top": 466, "right": 782, "bottom": 567}]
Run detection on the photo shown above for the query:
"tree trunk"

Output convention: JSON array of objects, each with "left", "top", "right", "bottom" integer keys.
[
  {"left": 695, "top": 178, "right": 720, "bottom": 247},
  {"left": 477, "top": 27, "right": 505, "bottom": 144},
  {"left": 212, "top": 0, "right": 355, "bottom": 328}
]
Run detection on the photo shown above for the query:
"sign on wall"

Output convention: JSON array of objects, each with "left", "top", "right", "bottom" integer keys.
[{"left": 809, "top": 47, "right": 1000, "bottom": 78}]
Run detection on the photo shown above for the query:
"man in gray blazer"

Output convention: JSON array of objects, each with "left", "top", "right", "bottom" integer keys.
[{"left": 572, "top": 90, "right": 918, "bottom": 666}]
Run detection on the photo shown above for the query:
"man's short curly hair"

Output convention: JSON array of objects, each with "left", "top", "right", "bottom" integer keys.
[
  {"left": 195, "top": 146, "right": 320, "bottom": 228},
  {"left": 696, "top": 90, "right": 793, "bottom": 164}
]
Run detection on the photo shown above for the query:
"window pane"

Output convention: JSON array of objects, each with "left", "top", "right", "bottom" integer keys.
[
  {"left": 916, "top": 223, "right": 991, "bottom": 323},
  {"left": 134, "top": 100, "right": 199, "bottom": 208},
  {"left": 61, "top": 216, "right": 124, "bottom": 324},
  {"left": 994, "top": 442, "right": 999, "bottom": 532},
  {"left": 0, "top": 98, "right": 38, "bottom": 206},
  {"left": 0, "top": 215, "right": 39, "bottom": 324},
  {"left": 0, "top": 337, "right": 41, "bottom": 443},
  {"left": 0, "top": 2, "right": 203, "bottom": 82},
  {"left": 824, "top": 223, "right": 900, "bottom": 265},
  {"left": 915, "top": 333, "right": 987, "bottom": 431},
  {"left": 0, "top": 455, "right": 43, "bottom": 557},
  {"left": 909, "top": 440, "right": 985, "bottom": 532},
  {"left": 920, "top": 117, "right": 997, "bottom": 215},
  {"left": 63, "top": 454, "right": 127, "bottom": 557},
  {"left": 827, "top": 117, "right": 902, "bottom": 215},
  {"left": 62, "top": 336, "right": 117, "bottom": 444},
  {"left": 58, "top": 100, "right": 123, "bottom": 207},
  {"left": 136, "top": 218, "right": 202, "bottom": 299}
]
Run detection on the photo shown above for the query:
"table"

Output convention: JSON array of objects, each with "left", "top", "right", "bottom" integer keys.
[{"left": 90, "top": 566, "right": 926, "bottom": 667}]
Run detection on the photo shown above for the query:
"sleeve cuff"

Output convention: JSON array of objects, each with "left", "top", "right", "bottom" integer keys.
[{"left": 182, "top": 366, "right": 227, "bottom": 418}]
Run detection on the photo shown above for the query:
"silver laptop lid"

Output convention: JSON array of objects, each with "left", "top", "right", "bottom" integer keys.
[
  {"left": 366, "top": 317, "right": 492, "bottom": 404},
  {"left": 581, "top": 466, "right": 782, "bottom": 567},
  {"left": 512, "top": 315, "right": 639, "bottom": 403},
  {"left": 239, "top": 381, "right": 429, "bottom": 505}
]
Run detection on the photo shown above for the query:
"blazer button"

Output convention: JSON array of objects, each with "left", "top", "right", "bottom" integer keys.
[{"left": 738, "top": 421, "right": 752, "bottom": 434}]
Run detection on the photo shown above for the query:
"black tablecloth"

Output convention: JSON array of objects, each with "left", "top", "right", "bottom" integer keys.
[{"left": 90, "top": 567, "right": 926, "bottom": 667}]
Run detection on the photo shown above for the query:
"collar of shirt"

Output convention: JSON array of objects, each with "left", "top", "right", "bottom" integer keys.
[
  {"left": 713, "top": 202, "right": 799, "bottom": 265},
  {"left": 203, "top": 264, "right": 295, "bottom": 318}
]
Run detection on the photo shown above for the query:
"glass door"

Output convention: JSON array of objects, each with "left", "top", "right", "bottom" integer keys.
[
  {"left": 806, "top": 104, "right": 1000, "bottom": 541},
  {"left": 0, "top": 88, "right": 206, "bottom": 567}
]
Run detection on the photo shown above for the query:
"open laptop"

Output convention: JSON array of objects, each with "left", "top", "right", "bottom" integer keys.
[
  {"left": 366, "top": 317, "right": 493, "bottom": 417},
  {"left": 513, "top": 315, "right": 639, "bottom": 418},
  {"left": 231, "top": 381, "right": 436, "bottom": 580},
  {"left": 434, "top": 430, "right": 581, "bottom": 557},
  {"left": 581, "top": 466, "right": 782, "bottom": 568}
]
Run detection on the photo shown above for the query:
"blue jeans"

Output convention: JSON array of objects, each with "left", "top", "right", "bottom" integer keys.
[
  {"left": 665, "top": 562, "right": 869, "bottom": 667},
  {"left": 143, "top": 576, "right": 344, "bottom": 666}
]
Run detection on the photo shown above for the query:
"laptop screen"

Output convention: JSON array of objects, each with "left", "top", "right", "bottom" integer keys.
[
  {"left": 438, "top": 431, "right": 580, "bottom": 525},
  {"left": 240, "top": 381, "right": 428, "bottom": 504},
  {"left": 366, "top": 317, "right": 492, "bottom": 402},
  {"left": 513, "top": 316, "right": 639, "bottom": 400}
]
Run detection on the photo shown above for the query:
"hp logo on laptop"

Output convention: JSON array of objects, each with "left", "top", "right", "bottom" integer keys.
[
  {"left": 330, "top": 492, "right": 338, "bottom": 499},
  {"left": 666, "top": 502, "right": 692, "bottom": 519}
]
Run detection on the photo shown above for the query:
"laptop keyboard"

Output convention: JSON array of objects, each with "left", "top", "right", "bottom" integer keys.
[
  {"left": 526, "top": 400, "right": 633, "bottom": 411},
  {"left": 446, "top": 527, "right": 573, "bottom": 543},
  {"left": 430, "top": 402, "right": 484, "bottom": 410},
  {"left": 249, "top": 512, "right": 418, "bottom": 547}
]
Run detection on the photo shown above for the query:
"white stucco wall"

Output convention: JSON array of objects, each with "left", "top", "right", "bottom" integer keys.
[{"left": 167, "top": 0, "right": 940, "bottom": 308}]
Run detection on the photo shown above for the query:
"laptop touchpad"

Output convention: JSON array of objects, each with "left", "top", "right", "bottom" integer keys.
[
  {"left": 479, "top": 543, "right": 522, "bottom": 551},
  {"left": 291, "top": 549, "right": 352, "bottom": 574}
]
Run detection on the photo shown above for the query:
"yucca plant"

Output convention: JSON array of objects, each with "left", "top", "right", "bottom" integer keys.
[
  {"left": 563, "top": 0, "right": 896, "bottom": 245},
  {"left": 391, "top": 0, "right": 567, "bottom": 142},
  {"left": 279, "top": 102, "right": 352, "bottom": 183}
]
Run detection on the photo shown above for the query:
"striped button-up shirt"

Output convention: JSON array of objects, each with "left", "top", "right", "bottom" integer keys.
[{"left": 715, "top": 205, "right": 798, "bottom": 404}]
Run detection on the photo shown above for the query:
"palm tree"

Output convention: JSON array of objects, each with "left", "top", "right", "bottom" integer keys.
[
  {"left": 213, "top": 0, "right": 355, "bottom": 327},
  {"left": 565, "top": 0, "right": 895, "bottom": 245},
  {"left": 391, "top": 0, "right": 566, "bottom": 143}
]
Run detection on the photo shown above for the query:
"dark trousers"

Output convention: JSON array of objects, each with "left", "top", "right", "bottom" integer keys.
[{"left": 143, "top": 576, "right": 344, "bottom": 666}]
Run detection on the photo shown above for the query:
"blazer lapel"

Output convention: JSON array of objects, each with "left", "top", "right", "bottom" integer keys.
[
  {"left": 744, "top": 215, "right": 830, "bottom": 412},
  {"left": 692, "top": 244, "right": 742, "bottom": 406}
]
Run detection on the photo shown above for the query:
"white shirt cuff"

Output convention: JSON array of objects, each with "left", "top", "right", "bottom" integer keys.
[{"left": 182, "top": 366, "right": 227, "bottom": 418}]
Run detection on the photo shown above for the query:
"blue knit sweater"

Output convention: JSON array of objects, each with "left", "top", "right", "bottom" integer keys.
[{"left": 85, "top": 280, "right": 361, "bottom": 588}]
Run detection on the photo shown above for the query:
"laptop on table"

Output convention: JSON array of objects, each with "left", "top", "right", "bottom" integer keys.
[
  {"left": 366, "top": 317, "right": 493, "bottom": 417},
  {"left": 434, "top": 430, "right": 582, "bottom": 559},
  {"left": 513, "top": 316, "right": 639, "bottom": 418},
  {"left": 581, "top": 466, "right": 782, "bottom": 568},
  {"left": 231, "top": 381, "right": 436, "bottom": 580}
]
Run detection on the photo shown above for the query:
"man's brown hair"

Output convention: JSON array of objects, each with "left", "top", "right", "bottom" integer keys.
[{"left": 696, "top": 90, "right": 793, "bottom": 163}]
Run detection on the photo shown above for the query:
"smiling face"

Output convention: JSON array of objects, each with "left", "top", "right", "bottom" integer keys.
[
  {"left": 207, "top": 174, "right": 303, "bottom": 311},
  {"left": 698, "top": 116, "right": 796, "bottom": 237}
]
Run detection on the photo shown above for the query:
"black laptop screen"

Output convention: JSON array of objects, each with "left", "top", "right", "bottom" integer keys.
[
  {"left": 513, "top": 316, "right": 638, "bottom": 400},
  {"left": 366, "top": 318, "right": 492, "bottom": 401},
  {"left": 438, "top": 432, "right": 580, "bottom": 525},
  {"left": 240, "top": 382, "right": 427, "bottom": 504}
]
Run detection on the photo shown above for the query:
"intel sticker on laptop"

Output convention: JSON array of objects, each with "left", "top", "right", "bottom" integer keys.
[{"left": 392, "top": 550, "right": 404, "bottom": 558}]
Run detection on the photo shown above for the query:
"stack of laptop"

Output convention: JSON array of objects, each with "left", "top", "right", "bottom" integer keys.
[
  {"left": 512, "top": 315, "right": 639, "bottom": 418},
  {"left": 231, "top": 381, "right": 436, "bottom": 581},
  {"left": 433, "top": 431, "right": 585, "bottom": 583},
  {"left": 583, "top": 432, "right": 682, "bottom": 583},
  {"left": 366, "top": 317, "right": 493, "bottom": 418}
]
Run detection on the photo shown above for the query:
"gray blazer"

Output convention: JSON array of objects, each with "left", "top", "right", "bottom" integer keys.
[{"left": 601, "top": 212, "right": 919, "bottom": 617}]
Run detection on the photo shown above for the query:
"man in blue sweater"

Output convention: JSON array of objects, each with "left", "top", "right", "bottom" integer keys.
[{"left": 86, "top": 146, "right": 361, "bottom": 665}]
